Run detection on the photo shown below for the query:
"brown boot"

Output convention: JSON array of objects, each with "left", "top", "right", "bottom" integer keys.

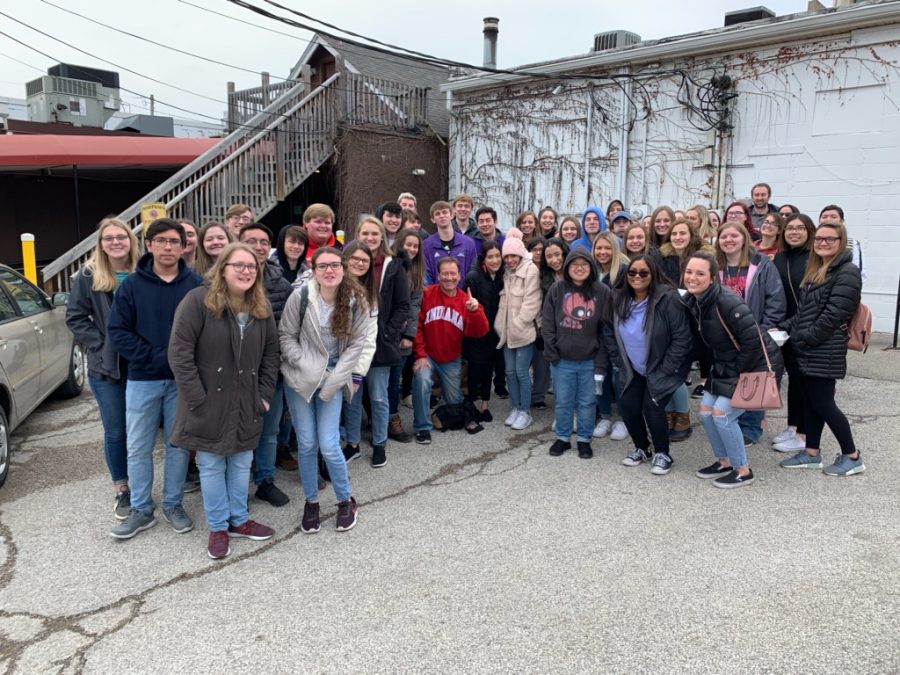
[
  {"left": 275, "top": 446, "right": 299, "bottom": 471},
  {"left": 666, "top": 412, "right": 676, "bottom": 430},
  {"left": 388, "top": 414, "right": 412, "bottom": 443},
  {"left": 669, "top": 412, "right": 693, "bottom": 442}
]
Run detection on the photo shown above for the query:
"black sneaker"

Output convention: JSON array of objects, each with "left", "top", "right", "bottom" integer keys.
[
  {"left": 650, "top": 452, "right": 673, "bottom": 475},
  {"left": 696, "top": 461, "right": 732, "bottom": 479},
  {"left": 549, "top": 439, "right": 571, "bottom": 456},
  {"left": 255, "top": 479, "right": 290, "bottom": 507},
  {"left": 532, "top": 401, "right": 548, "bottom": 410},
  {"left": 713, "top": 469, "right": 755, "bottom": 489},
  {"left": 301, "top": 501, "right": 320, "bottom": 534},
  {"left": 415, "top": 430, "right": 432, "bottom": 445},
  {"left": 577, "top": 441, "right": 593, "bottom": 459},
  {"left": 481, "top": 409, "right": 493, "bottom": 422},
  {"left": 184, "top": 459, "right": 201, "bottom": 493},
  {"left": 114, "top": 489, "right": 131, "bottom": 520},
  {"left": 371, "top": 445, "right": 387, "bottom": 468},
  {"left": 494, "top": 387, "right": 509, "bottom": 400},
  {"left": 743, "top": 436, "right": 755, "bottom": 447},
  {"left": 622, "top": 447, "right": 651, "bottom": 467},
  {"left": 343, "top": 443, "right": 361, "bottom": 463},
  {"left": 335, "top": 497, "right": 358, "bottom": 531},
  {"left": 690, "top": 384, "right": 706, "bottom": 399}
]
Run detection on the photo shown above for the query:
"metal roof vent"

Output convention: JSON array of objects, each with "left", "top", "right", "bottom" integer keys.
[
  {"left": 592, "top": 30, "right": 641, "bottom": 52},
  {"left": 724, "top": 6, "right": 776, "bottom": 26}
]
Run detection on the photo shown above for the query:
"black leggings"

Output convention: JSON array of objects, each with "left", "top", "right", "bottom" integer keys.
[
  {"left": 786, "top": 373, "right": 806, "bottom": 433},
  {"left": 467, "top": 351, "right": 503, "bottom": 402},
  {"left": 801, "top": 376, "right": 856, "bottom": 455},
  {"left": 619, "top": 372, "right": 673, "bottom": 455}
]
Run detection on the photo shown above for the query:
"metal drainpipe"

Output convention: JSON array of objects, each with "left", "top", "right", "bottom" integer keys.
[
  {"left": 639, "top": 115, "right": 648, "bottom": 206},
  {"left": 584, "top": 89, "right": 593, "bottom": 205},
  {"left": 714, "top": 128, "right": 729, "bottom": 209},
  {"left": 616, "top": 73, "right": 632, "bottom": 203}
]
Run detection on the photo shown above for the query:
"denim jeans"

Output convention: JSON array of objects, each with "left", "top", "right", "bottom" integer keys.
[
  {"left": 503, "top": 344, "right": 534, "bottom": 411},
  {"left": 276, "top": 386, "right": 292, "bottom": 447},
  {"left": 284, "top": 386, "right": 351, "bottom": 503},
  {"left": 196, "top": 450, "right": 252, "bottom": 531},
  {"left": 531, "top": 347, "right": 550, "bottom": 405},
  {"left": 699, "top": 391, "right": 748, "bottom": 468},
  {"left": 125, "top": 379, "right": 189, "bottom": 514},
  {"left": 550, "top": 359, "right": 596, "bottom": 443},
  {"left": 665, "top": 383, "right": 690, "bottom": 414},
  {"left": 737, "top": 410, "right": 765, "bottom": 443},
  {"left": 253, "top": 377, "right": 284, "bottom": 485},
  {"left": 388, "top": 360, "right": 405, "bottom": 416},
  {"left": 412, "top": 356, "right": 463, "bottom": 431},
  {"left": 366, "top": 366, "right": 391, "bottom": 446},
  {"left": 89, "top": 375, "right": 128, "bottom": 485},
  {"left": 342, "top": 384, "right": 364, "bottom": 446}
]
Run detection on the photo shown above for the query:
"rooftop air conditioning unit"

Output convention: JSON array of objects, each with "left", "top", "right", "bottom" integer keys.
[
  {"left": 592, "top": 30, "right": 642, "bottom": 52},
  {"left": 25, "top": 63, "right": 120, "bottom": 128}
]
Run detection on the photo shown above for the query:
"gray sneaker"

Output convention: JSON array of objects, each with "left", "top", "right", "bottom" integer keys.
[
  {"left": 162, "top": 504, "right": 194, "bottom": 534},
  {"left": 779, "top": 450, "right": 824, "bottom": 469},
  {"left": 110, "top": 509, "right": 157, "bottom": 539},
  {"left": 823, "top": 453, "right": 865, "bottom": 477},
  {"left": 114, "top": 489, "right": 131, "bottom": 520}
]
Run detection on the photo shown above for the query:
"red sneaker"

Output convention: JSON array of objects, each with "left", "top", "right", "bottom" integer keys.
[
  {"left": 227, "top": 520, "right": 274, "bottom": 541},
  {"left": 207, "top": 531, "right": 230, "bottom": 559}
]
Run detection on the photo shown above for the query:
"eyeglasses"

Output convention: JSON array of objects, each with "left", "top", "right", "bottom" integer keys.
[
  {"left": 314, "top": 261, "right": 343, "bottom": 271},
  {"left": 224, "top": 262, "right": 258, "bottom": 273},
  {"left": 785, "top": 225, "right": 806, "bottom": 232},
  {"left": 101, "top": 234, "right": 129, "bottom": 243},
  {"left": 762, "top": 220, "right": 778, "bottom": 226},
  {"left": 627, "top": 269, "right": 651, "bottom": 278},
  {"left": 242, "top": 238, "right": 270, "bottom": 248},
  {"left": 814, "top": 236, "right": 841, "bottom": 244},
  {"left": 726, "top": 210, "right": 745, "bottom": 217},
  {"left": 151, "top": 237, "right": 183, "bottom": 248},
  {"left": 348, "top": 256, "right": 371, "bottom": 266}
]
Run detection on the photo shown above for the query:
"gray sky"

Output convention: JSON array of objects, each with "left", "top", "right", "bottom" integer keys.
[{"left": 1, "top": 0, "right": 807, "bottom": 123}]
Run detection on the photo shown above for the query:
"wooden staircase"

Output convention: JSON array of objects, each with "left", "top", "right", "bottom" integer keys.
[{"left": 43, "top": 71, "right": 428, "bottom": 291}]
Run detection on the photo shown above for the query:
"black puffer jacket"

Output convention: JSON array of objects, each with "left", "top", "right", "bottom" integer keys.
[
  {"left": 773, "top": 244, "right": 811, "bottom": 320},
  {"left": 371, "top": 252, "right": 411, "bottom": 368},
  {"left": 781, "top": 251, "right": 861, "bottom": 380},
  {"left": 65, "top": 266, "right": 125, "bottom": 380},
  {"left": 684, "top": 284, "right": 783, "bottom": 398},
  {"left": 462, "top": 265, "right": 503, "bottom": 363},
  {"left": 605, "top": 287, "right": 693, "bottom": 403},
  {"left": 263, "top": 259, "right": 294, "bottom": 323}
]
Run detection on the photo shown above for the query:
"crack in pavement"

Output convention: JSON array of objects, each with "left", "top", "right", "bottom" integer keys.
[{"left": 0, "top": 429, "right": 542, "bottom": 673}]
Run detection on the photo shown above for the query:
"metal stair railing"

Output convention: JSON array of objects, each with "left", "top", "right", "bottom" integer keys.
[{"left": 42, "top": 73, "right": 341, "bottom": 291}]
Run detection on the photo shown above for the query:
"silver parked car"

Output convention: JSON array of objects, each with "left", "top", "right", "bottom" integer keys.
[{"left": 0, "top": 264, "right": 84, "bottom": 487}]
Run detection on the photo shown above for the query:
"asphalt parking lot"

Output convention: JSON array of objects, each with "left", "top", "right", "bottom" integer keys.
[{"left": 1, "top": 334, "right": 899, "bottom": 673}]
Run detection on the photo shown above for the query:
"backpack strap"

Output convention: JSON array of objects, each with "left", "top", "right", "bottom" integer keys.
[{"left": 298, "top": 284, "right": 309, "bottom": 327}]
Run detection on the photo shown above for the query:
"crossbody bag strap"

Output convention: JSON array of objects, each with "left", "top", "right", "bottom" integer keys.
[
  {"left": 716, "top": 305, "right": 774, "bottom": 374},
  {"left": 715, "top": 305, "right": 740, "bottom": 352}
]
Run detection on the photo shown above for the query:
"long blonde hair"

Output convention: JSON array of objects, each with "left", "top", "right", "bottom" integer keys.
[
  {"left": 84, "top": 217, "right": 139, "bottom": 292},
  {"left": 204, "top": 243, "right": 271, "bottom": 320},
  {"left": 592, "top": 231, "right": 628, "bottom": 284},
  {"left": 355, "top": 215, "right": 392, "bottom": 258},
  {"left": 687, "top": 204, "right": 717, "bottom": 243},
  {"left": 195, "top": 221, "right": 234, "bottom": 276},
  {"left": 802, "top": 223, "right": 848, "bottom": 286}
]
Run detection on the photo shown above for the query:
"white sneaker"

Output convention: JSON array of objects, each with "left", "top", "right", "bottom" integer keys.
[
  {"left": 772, "top": 427, "right": 796, "bottom": 445},
  {"left": 512, "top": 410, "right": 533, "bottom": 430},
  {"left": 593, "top": 419, "right": 611, "bottom": 438},
  {"left": 610, "top": 420, "right": 629, "bottom": 441},
  {"left": 401, "top": 395, "right": 413, "bottom": 409},
  {"left": 504, "top": 408, "right": 519, "bottom": 426},
  {"left": 773, "top": 436, "right": 806, "bottom": 452}
]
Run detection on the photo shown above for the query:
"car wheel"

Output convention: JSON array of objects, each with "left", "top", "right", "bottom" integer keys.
[
  {"left": 54, "top": 342, "right": 86, "bottom": 399},
  {"left": 0, "top": 406, "right": 9, "bottom": 488}
]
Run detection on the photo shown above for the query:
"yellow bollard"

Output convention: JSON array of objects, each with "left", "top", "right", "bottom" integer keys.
[{"left": 20, "top": 233, "right": 37, "bottom": 285}]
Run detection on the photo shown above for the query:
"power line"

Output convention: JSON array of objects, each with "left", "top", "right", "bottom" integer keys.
[
  {"left": 177, "top": 0, "right": 312, "bottom": 44},
  {"left": 38, "top": 0, "right": 289, "bottom": 81}
]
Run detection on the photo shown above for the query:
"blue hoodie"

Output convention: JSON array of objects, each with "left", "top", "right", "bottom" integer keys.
[
  {"left": 571, "top": 206, "right": 608, "bottom": 251},
  {"left": 108, "top": 252, "right": 203, "bottom": 381}
]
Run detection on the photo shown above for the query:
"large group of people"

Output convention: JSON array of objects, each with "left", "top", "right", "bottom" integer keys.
[{"left": 65, "top": 184, "right": 866, "bottom": 559}]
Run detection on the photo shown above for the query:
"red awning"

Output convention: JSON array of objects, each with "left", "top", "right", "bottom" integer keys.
[{"left": 0, "top": 134, "right": 220, "bottom": 168}]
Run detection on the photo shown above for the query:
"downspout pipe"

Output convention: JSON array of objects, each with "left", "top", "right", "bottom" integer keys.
[{"left": 616, "top": 73, "right": 632, "bottom": 204}]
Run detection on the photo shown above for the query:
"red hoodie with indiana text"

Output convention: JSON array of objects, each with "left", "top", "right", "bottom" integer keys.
[{"left": 413, "top": 284, "right": 489, "bottom": 364}]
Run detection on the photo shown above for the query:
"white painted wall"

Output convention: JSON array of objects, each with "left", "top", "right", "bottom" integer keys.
[{"left": 450, "top": 24, "right": 900, "bottom": 331}]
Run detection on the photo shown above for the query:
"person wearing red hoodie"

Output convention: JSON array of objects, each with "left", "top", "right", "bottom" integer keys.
[
  {"left": 411, "top": 256, "right": 489, "bottom": 444},
  {"left": 302, "top": 203, "right": 338, "bottom": 261}
]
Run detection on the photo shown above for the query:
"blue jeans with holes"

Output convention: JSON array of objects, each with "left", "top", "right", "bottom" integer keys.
[
  {"left": 284, "top": 386, "right": 351, "bottom": 503},
  {"left": 341, "top": 384, "right": 364, "bottom": 447},
  {"left": 366, "top": 366, "right": 391, "bottom": 446},
  {"left": 503, "top": 343, "right": 534, "bottom": 411},
  {"left": 196, "top": 449, "right": 253, "bottom": 531},
  {"left": 699, "top": 391, "right": 748, "bottom": 468},
  {"left": 89, "top": 375, "right": 128, "bottom": 486},
  {"left": 125, "top": 379, "right": 189, "bottom": 514},
  {"left": 551, "top": 359, "right": 596, "bottom": 443},
  {"left": 253, "top": 377, "right": 284, "bottom": 485},
  {"left": 412, "top": 356, "right": 463, "bottom": 431}
]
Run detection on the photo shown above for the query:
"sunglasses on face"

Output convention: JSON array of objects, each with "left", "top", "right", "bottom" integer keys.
[{"left": 627, "top": 269, "right": 651, "bottom": 278}]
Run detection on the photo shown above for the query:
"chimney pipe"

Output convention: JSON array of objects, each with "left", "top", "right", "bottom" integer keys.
[{"left": 483, "top": 17, "right": 499, "bottom": 69}]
